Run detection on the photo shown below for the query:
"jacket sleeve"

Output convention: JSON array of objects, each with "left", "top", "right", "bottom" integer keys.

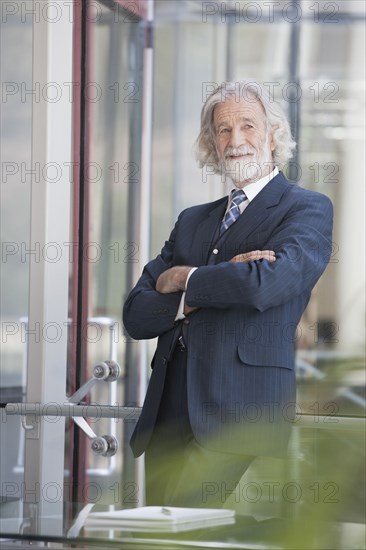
[
  {"left": 123, "top": 217, "right": 183, "bottom": 340},
  {"left": 185, "top": 192, "right": 333, "bottom": 312}
]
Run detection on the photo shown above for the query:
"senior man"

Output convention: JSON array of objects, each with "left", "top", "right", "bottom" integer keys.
[{"left": 123, "top": 79, "right": 333, "bottom": 507}]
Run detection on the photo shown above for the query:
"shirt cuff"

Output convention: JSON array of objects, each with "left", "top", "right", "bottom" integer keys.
[
  {"left": 174, "top": 267, "right": 197, "bottom": 321},
  {"left": 185, "top": 267, "right": 198, "bottom": 289}
]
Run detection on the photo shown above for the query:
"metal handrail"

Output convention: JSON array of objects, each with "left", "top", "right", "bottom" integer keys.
[
  {"left": 6, "top": 403, "right": 365, "bottom": 430},
  {"left": 6, "top": 403, "right": 141, "bottom": 420}
]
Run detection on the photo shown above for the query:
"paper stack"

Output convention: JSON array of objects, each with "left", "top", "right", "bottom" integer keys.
[{"left": 84, "top": 506, "right": 236, "bottom": 533}]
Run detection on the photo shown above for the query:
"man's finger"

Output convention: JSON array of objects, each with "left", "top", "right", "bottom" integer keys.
[{"left": 230, "top": 250, "right": 276, "bottom": 263}]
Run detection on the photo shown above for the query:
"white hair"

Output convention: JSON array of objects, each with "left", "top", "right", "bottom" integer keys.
[{"left": 195, "top": 79, "right": 296, "bottom": 173}]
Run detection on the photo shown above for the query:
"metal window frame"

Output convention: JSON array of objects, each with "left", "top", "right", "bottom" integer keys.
[{"left": 23, "top": 3, "right": 73, "bottom": 525}]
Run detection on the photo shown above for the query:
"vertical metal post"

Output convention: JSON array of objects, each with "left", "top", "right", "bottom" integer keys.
[
  {"left": 225, "top": 14, "right": 237, "bottom": 82},
  {"left": 276, "top": 2, "right": 302, "bottom": 518},
  {"left": 71, "top": 0, "right": 90, "bottom": 506},
  {"left": 123, "top": 0, "right": 154, "bottom": 506},
  {"left": 288, "top": 0, "right": 302, "bottom": 182},
  {"left": 23, "top": 2, "right": 73, "bottom": 529},
  {"left": 173, "top": 1, "right": 184, "bottom": 217}
]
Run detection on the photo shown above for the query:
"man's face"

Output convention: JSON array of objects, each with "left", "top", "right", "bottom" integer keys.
[{"left": 213, "top": 96, "right": 275, "bottom": 186}]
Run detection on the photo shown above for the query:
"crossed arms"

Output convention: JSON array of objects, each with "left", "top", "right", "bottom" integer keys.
[
  {"left": 123, "top": 192, "right": 333, "bottom": 340},
  {"left": 155, "top": 250, "right": 276, "bottom": 315}
]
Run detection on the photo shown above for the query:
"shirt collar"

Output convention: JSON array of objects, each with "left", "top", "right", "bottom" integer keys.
[{"left": 230, "top": 167, "right": 279, "bottom": 203}]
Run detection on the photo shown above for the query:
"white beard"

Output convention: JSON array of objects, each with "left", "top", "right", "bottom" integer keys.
[{"left": 221, "top": 138, "right": 273, "bottom": 185}]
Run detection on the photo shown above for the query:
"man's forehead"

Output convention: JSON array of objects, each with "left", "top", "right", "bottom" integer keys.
[{"left": 213, "top": 98, "right": 265, "bottom": 123}]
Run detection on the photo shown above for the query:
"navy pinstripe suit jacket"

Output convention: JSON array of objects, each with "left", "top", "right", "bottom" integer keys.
[{"left": 123, "top": 172, "right": 333, "bottom": 457}]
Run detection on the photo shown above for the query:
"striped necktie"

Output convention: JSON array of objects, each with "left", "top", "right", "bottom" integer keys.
[{"left": 220, "top": 189, "right": 247, "bottom": 235}]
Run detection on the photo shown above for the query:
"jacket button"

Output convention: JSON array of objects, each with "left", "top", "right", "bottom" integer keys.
[
  {"left": 162, "top": 357, "right": 167, "bottom": 365},
  {"left": 212, "top": 248, "right": 219, "bottom": 255},
  {"left": 183, "top": 319, "right": 190, "bottom": 325}
]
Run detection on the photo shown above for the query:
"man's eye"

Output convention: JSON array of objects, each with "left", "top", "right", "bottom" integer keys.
[
  {"left": 219, "top": 128, "right": 230, "bottom": 135},
  {"left": 244, "top": 124, "right": 254, "bottom": 129}
]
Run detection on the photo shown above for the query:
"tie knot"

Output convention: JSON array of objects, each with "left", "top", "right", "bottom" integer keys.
[{"left": 230, "top": 189, "right": 247, "bottom": 204}]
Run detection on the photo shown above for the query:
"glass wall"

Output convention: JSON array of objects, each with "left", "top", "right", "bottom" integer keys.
[
  {"left": 297, "top": 17, "right": 365, "bottom": 416},
  {"left": 0, "top": 3, "right": 32, "bottom": 394},
  {"left": 50, "top": 0, "right": 364, "bottom": 523},
  {"left": 0, "top": 0, "right": 365, "bottom": 546},
  {"left": 151, "top": 0, "right": 365, "bottom": 418},
  {"left": 148, "top": 0, "right": 366, "bottom": 529},
  {"left": 0, "top": 0, "right": 33, "bottom": 500},
  {"left": 79, "top": 0, "right": 145, "bottom": 505}
]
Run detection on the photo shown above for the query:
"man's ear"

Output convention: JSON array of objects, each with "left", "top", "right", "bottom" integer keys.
[{"left": 269, "top": 126, "right": 277, "bottom": 152}]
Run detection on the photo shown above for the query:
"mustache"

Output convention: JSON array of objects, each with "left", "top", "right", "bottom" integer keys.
[{"left": 224, "top": 146, "right": 256, "bottom": 158}]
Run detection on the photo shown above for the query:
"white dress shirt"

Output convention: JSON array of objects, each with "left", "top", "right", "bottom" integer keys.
[{"left": 175, "top": 167, "right": 279, "bottom": 320}]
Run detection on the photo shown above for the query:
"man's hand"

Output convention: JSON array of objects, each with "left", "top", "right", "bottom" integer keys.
[
  {"left": 230, "top": 250, "right": 276, "bottom": 263},
  {"left": 183, "top": 303, "right": 198, "bottom": 315},
  {"left": 156, "top": 266, "right": 193, "bottom": 294}
]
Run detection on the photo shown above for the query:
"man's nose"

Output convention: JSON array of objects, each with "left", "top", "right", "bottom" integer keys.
[{"left": 228, "top": 126, "right": 245, "bottom": 149}]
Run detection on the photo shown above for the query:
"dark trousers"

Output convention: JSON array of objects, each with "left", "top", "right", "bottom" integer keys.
[{"left": 144, "top": 345, "right": 255, "bottom": 508}]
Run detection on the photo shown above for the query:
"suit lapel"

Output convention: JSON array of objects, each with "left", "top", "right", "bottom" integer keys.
[
  {"left": 212, "top": 173, "right": 291, "bottom": 262},
  {"left": 189, "top": 197, "right": 228, "bottom": 265}
]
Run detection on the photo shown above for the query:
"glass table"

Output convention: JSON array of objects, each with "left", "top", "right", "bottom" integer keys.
[
  {"left": 1, "top": 417, "right": 365, "bottom": 549},
  {"left": 1, "top": 497, "right": 365, "bottom": 549}
]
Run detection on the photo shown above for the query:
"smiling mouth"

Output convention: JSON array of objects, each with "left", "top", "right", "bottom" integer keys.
[{"left": 227, "top": 153, "right": 252, "bottom": 159}]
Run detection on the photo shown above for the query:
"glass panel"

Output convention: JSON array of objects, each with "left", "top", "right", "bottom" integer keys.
[
  {"left": 152, "top": 0, "right": 366, "bottom": 420},
  {"left": 0, "top": 422, "right": 364, "bottom": 548},
  {"left": 0, "top": 2, "right": 32, "bottom": 397},
  {"left": 2, "top": 0, "right": 364, "bottom": 545},
  {"left": 295, "top": 20, "right": 366, "bottom": 418},
  {"left": 152, "top": 1, "right": 226, "bottom": 252},
  {"left": 148, "top": 0, "right": 365, "bottom": 530},
  {"left": 83, "top": 0, "right": 144, "bottom": 506},
  {"left": 0, "top": 0, "right": 33, "bottom": 504}
]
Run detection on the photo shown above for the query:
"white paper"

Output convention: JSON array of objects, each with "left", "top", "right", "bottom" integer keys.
[{"left": 84, "top": 506, "right": 236, "bottom": 533}]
